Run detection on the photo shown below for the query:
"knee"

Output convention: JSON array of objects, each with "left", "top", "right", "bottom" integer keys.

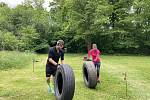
[{"left": 46, "top": 77, "right": 50, "bottom": 81}]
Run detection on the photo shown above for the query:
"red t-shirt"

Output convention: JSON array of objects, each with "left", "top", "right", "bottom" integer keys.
[{"left": 88, "top": 48, "right": 101, "bottom": 63}]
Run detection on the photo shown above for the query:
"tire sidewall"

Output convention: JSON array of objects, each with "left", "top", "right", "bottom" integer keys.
[
  {"left": 55, "top": 66, "right": 65, "bottom": 100},
  {"left": 83, "top": 62, "right": 90, "bottom": 87}
]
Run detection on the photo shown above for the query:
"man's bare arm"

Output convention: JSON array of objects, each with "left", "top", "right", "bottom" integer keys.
[
  {"left": 61, "top": 60, "right": 64, "bottom": 64},
  {"left": 49, "top": 58, "right": 58, "bottom": 66}
]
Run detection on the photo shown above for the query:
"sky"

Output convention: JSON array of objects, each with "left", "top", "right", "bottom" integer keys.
[{"left": 0, "top": 0, "right": 53, "bottom": 11}]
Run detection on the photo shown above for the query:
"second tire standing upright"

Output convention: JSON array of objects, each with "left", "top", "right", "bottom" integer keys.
[{"left": 83, "top": 61, "right": 97, "bottom": 88}]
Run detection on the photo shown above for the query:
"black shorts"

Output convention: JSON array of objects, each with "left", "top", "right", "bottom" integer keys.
[{"left": 46, "top": 64, "right": 57, "bottom": 77}]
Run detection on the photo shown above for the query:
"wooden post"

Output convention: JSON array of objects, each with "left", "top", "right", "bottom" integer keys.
[
  {"left": 33, "top": 59, "right": 35, "bottom": 72},
  {"left": 123, "top": 72, "right": 128, "bottom": 97}
]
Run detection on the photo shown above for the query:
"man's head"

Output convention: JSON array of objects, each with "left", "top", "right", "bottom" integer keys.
[{"left": 56, "top": 40, "right": 64, "bottom": 50}]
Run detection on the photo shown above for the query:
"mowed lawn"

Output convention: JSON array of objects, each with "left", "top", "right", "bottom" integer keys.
[{"left": 0, "top": 53, "right": 150, "bottom": 100}]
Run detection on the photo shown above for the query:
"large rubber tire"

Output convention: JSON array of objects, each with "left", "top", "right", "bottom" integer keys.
[
  {"left": 83, "top": 61, "right": 97, "bottom": 88},
  {"left": 55, "top": 64, "right": 75, "bottom": 100}
]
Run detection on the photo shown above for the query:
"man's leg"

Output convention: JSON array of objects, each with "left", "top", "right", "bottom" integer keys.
[
  {"left": 46, "top": 77, "right": 50, "bottom": 86},
  {"left": 50, "top": 76, "right": 55, "bottom": 93},
  {"left": 46, "top": 76, "right": 52, "bottom": 93},
  {"left": 46, "top": 67, "right": 56, "bottom": 94},
  {"left": 46, "top": 64, "right": 52, "bottom": 93},
  {"left": 47, "top": 71, "right": 56, "bottom": 94}
]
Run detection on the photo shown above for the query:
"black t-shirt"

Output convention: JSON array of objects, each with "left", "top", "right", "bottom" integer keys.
[{"left": 46, "top": 46, "right": 64, "bottom": 67}]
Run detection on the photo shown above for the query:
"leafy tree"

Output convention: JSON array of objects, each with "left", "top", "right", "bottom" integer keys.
[{"left": 0, "top": 31, "right": 19, "bottom": 50}]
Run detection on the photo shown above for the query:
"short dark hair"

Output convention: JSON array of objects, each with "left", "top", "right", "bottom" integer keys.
[{"left": 57, "top": 40, "right": 64, "bottom": 46}]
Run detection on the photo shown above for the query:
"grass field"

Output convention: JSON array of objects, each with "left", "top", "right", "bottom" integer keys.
[{"left": 0, "top": 52, "right": 150, "bottom": 100}]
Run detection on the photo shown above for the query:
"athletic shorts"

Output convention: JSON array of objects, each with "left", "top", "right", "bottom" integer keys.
[{"left": 46, "top": 64, "right": 57, "bottom": 77}]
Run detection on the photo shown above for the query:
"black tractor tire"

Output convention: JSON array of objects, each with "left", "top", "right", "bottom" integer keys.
[
  {"left": 55, "top": 64, "right": 75, "bottom": 100},
  {"left": 83, "top": 61, "right": 97, "bottom": 88}
]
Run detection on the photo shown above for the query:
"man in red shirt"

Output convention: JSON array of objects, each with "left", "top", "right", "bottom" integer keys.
[{"left": 88, "top": 44, "right": 101, "bottom": 83}]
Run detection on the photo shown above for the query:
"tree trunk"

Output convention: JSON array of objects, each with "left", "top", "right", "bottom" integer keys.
[{"left": 85, "top": 38, "right": 91, "bottom": 52}]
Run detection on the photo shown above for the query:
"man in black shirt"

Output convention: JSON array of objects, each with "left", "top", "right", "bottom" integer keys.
[{"left": 46, "top": 40, "right": 64, "bottom": 93}]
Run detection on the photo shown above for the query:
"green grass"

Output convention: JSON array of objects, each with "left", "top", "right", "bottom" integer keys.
[
  {"left": 0, "top": 51, "right": 35, "bottom": 70},
  {"left": 0, "top": 52, "right": 150, "bottom": 100}
]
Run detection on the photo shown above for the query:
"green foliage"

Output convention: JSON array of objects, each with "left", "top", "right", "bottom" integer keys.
[
  {"left": 19, "top": 26, "right": 39, "bottom": 51},
  {"left": 0, "top": 31, "right": 19, "bottom": 50},
  {"left": 0, "top": 0, "right": 150, "bottom": 54}
]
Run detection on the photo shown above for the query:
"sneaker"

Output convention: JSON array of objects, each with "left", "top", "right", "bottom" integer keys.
[
  {"left": 51, "top": 87, "right": 55, "bottom": 94},
  {"left": 48, "top": 86, "right": 51, "bottom": 93}
]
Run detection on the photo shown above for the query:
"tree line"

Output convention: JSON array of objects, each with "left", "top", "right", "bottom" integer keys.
[{"left": 0, "top": 0, "right": 150, "bottom": 54}]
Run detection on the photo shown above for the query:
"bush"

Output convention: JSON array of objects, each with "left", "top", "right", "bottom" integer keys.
[{"left": 0, "top": 31, "right": 19, "bottom": 50}]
